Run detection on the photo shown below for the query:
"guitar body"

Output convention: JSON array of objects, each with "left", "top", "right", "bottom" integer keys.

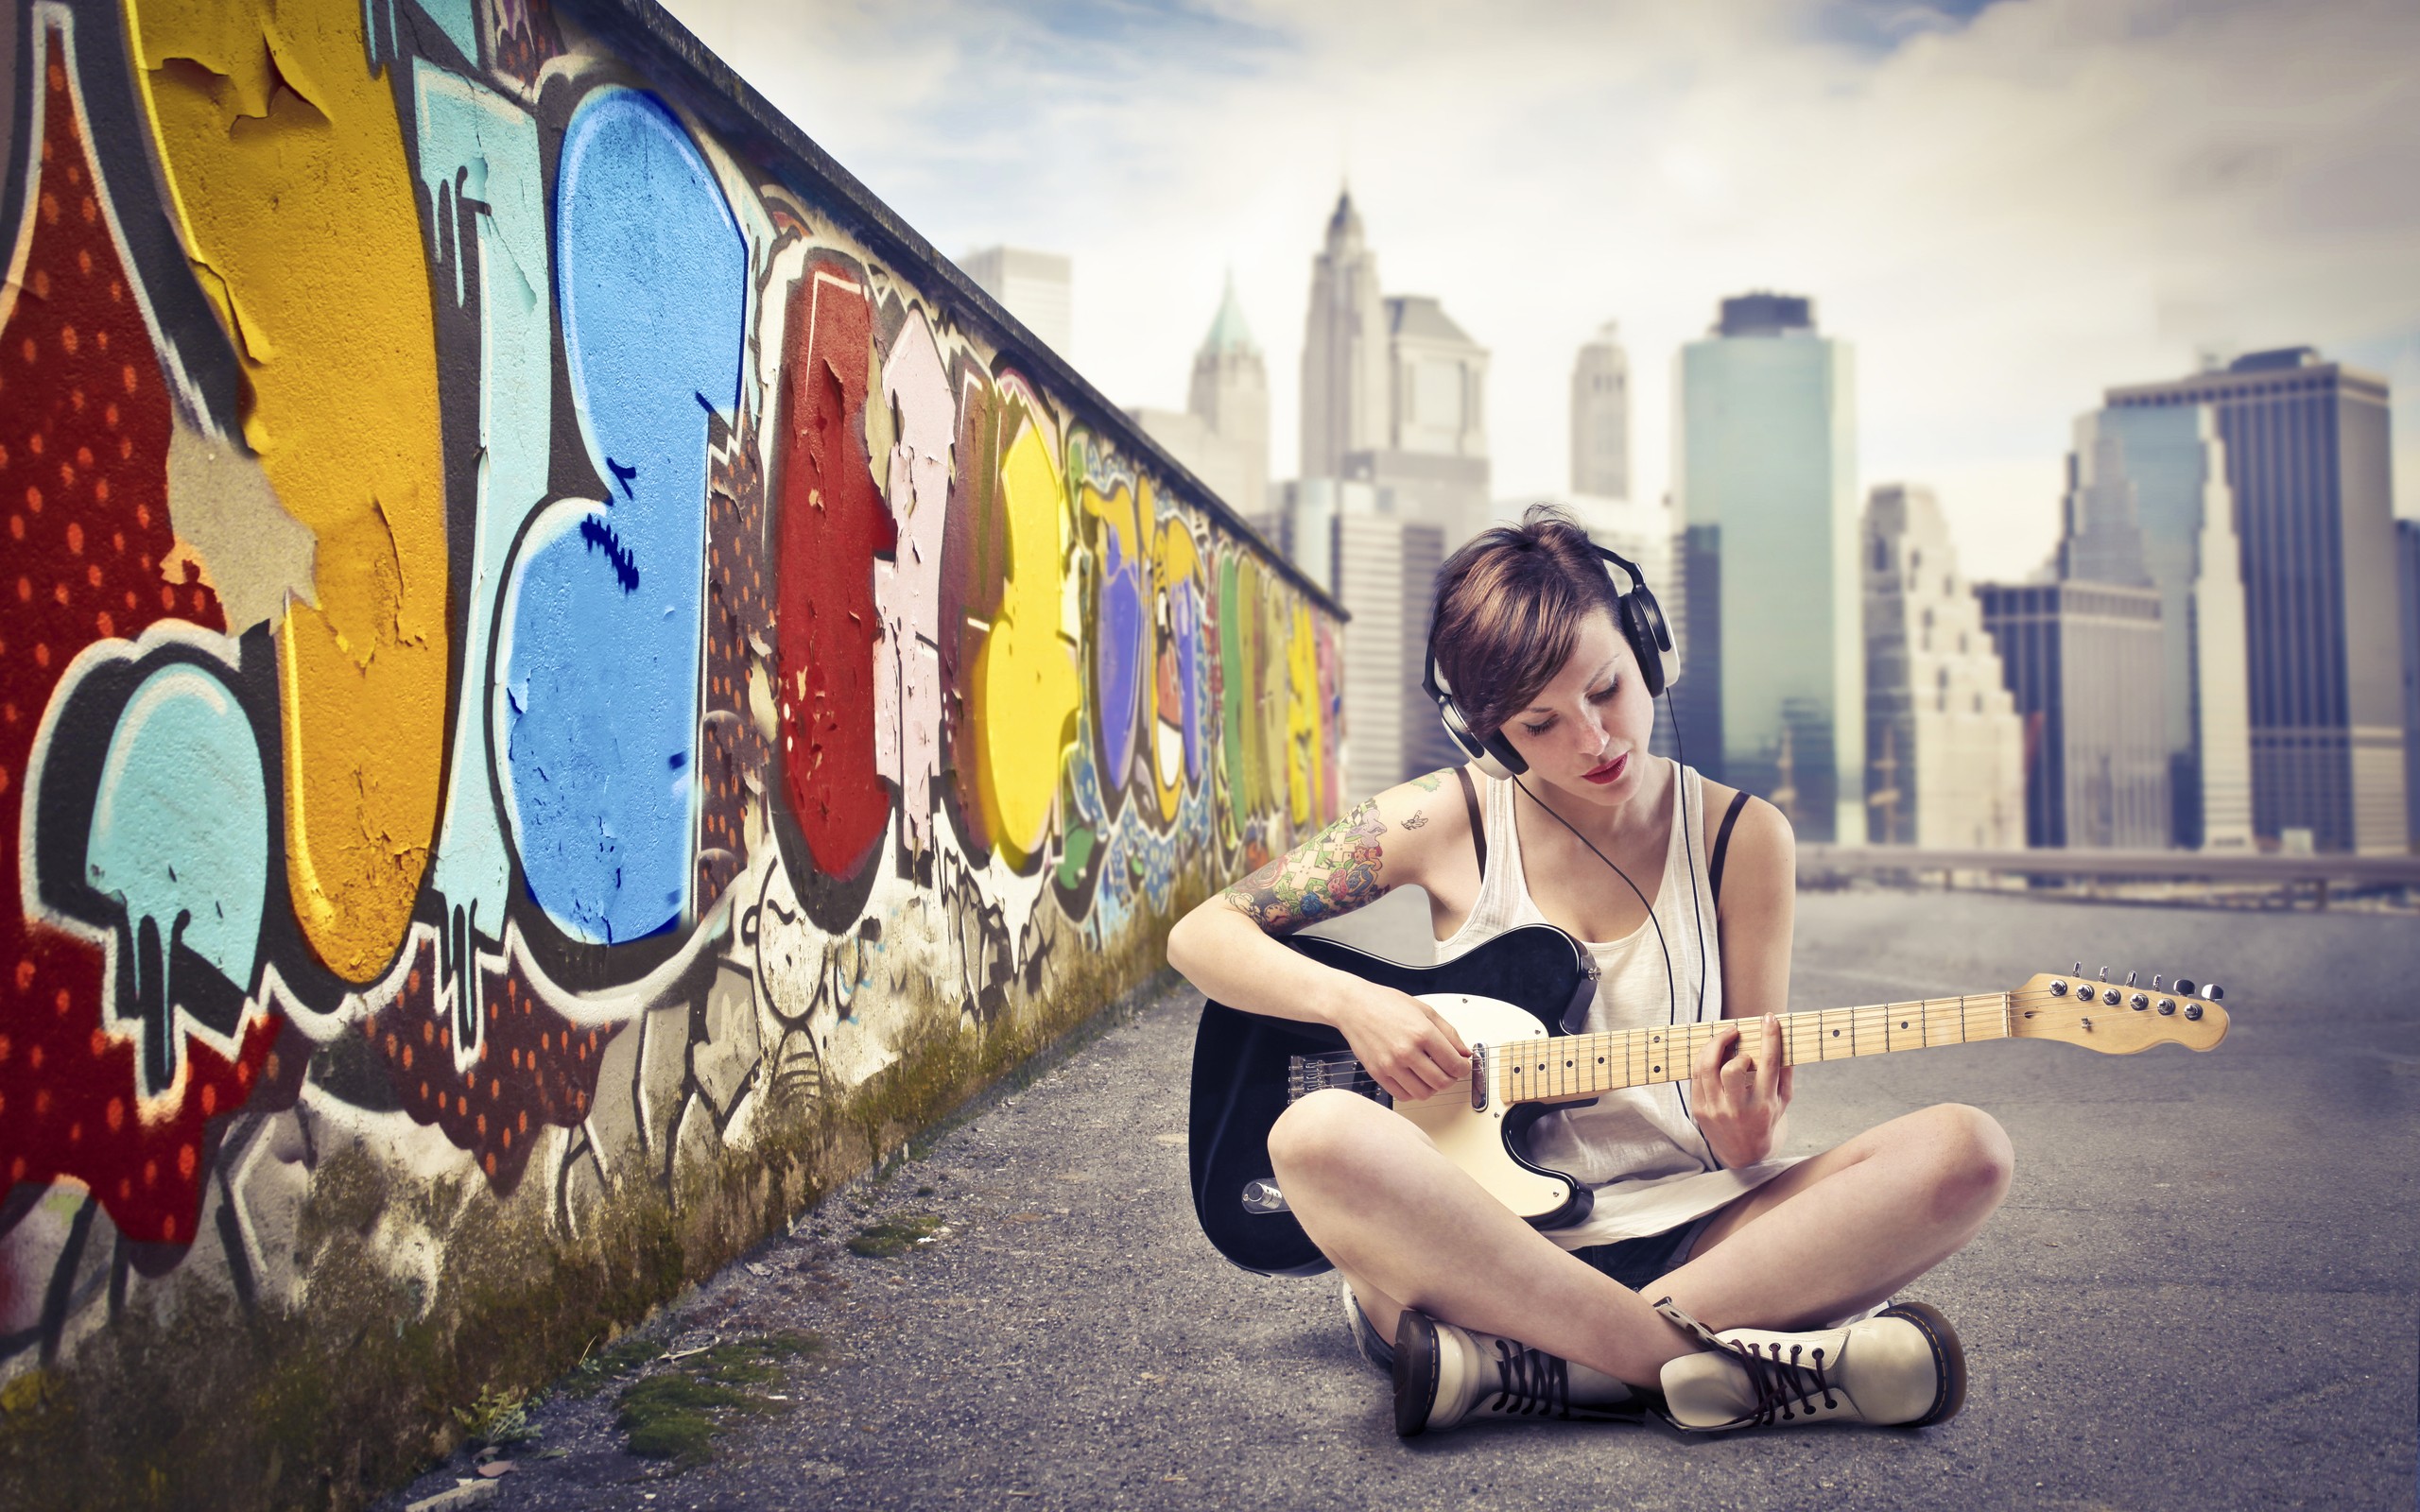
[{"left": 1187, "top": 924, "right": 1599, "bottom": 1277}]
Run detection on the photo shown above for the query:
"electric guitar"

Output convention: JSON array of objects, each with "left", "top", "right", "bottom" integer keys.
[{"left": 1185, "top": 924, "right": 2230, "bottom": 1277}]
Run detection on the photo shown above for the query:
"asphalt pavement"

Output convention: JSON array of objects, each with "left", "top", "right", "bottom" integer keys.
[{"left": 383, "top": 886, "right": 2420, "bottom": 1512}]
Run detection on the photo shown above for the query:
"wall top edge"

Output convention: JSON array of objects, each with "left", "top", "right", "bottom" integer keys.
[{"left": 566, "top": 0, "right": 1344, "bottom": 620}]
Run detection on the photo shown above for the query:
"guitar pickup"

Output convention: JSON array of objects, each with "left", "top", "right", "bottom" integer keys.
[{"left": 1470, "top": 1043, "right": 1489, "bottom": 1111}]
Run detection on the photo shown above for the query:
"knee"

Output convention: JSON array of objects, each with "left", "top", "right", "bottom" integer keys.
[
  {"left": 1916, "top": 1103, "right": 2014, "bottom": 1218},
  {"left": 1267, "top": 1089, "right": 1387, "bottom": 1190}
]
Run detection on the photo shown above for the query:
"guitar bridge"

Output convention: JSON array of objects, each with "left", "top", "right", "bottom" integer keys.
[{"left": 1287, "top": 1052, "right": 1389, "bottom": 1107}]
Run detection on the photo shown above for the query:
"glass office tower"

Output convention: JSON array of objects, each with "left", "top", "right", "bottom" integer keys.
[
  {"left": 1674, "top": 294, "right": 1863, "bottom": 843},
  {"left": 2104, "top": 350, "right": 2404, "bottom": 853}
]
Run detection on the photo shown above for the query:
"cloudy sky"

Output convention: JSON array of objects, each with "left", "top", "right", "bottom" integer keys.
[{"left": 662, "top": 0, "right": 2420, "bottom": 583}]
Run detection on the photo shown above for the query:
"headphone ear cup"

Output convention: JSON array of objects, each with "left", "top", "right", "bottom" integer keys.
[
  {"left": 1478, "top": 731, "right": 1525, "bottom": 780},
  {"left": 1621, "top": 586, "right": 1679, "bottom": 696}
]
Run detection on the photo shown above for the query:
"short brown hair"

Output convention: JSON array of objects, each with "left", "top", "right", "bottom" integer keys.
[{"left": 1429, "top": 505, "right": 1622, "bottom": 742}]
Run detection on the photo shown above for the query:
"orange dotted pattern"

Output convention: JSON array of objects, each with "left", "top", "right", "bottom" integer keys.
[
  {"left": 697, "top": 413, "right": 769, "bottom": 907},
  {"left": 359, "top": 938, "right": 618, "bottom": 1194},
  {"left": 0, "top": 30, "right": 263, "bottom": 1246}
]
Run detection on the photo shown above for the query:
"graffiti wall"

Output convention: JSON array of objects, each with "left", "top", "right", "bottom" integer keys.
[{"left": 0, "top": 0, "right": 1340, "bottom": 1495}]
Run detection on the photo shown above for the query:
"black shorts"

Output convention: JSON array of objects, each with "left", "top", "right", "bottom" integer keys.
[{"left": 1343, "top": 1212, "right": 1716, "bottom": 1373}]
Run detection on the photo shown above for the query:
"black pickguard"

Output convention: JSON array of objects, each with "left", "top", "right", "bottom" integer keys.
[{"left": 1186, "top": 923, "right": 1599, "bottom": 1277}]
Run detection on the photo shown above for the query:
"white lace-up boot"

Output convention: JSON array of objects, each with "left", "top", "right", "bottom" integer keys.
[
  {"left": 1651, "top": 1297, "right": 1967, "bottom": 1431},
  {"left": 1392, "top": 1309, "right": 1645, "bottom": 1436}
]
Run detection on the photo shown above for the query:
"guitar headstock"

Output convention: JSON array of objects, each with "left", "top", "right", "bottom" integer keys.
[{"left": 2008, "top": 969, "right": 2230, "bottom": 1054}]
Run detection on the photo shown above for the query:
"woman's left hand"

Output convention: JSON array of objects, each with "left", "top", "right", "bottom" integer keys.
[{"left": 1689, "top": 1014, "right": 1794, "bottom": 1168}]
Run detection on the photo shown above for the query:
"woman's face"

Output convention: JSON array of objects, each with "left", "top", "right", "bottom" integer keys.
[{"left": 1495, "top": 608, "right": 1657, "bottom": 809}]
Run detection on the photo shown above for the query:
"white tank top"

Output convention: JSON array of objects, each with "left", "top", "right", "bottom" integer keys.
[{"left": 1432, "top": 761, "right": 1797, "bottom": 1246}]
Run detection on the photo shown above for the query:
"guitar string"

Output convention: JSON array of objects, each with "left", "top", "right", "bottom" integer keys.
[{"left": 1297, "top": 988, "right": 2212, "bottom": 1101}]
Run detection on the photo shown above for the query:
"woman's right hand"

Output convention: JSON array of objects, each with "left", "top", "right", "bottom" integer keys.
[{"left": 1332, "top": 983, "right": 1472, "bottom": 1104}]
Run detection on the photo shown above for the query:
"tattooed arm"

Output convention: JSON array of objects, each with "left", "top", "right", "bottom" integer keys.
[
  {"left": 1167, "top": 771, "right": 1479, "bottom": 1100},
  {"left": 1219, "top": 798, "right": 1390, "bottom": 934}
]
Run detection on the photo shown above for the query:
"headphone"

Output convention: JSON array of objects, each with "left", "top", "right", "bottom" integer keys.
[
  {"left": 1420, "top": 538, "right": 1724, "bottom": 1170},
  {"left": 1421, "top": 541, "right": 1678, "bottom": 781}
]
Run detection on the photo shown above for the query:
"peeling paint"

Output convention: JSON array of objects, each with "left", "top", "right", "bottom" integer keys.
[{"left": 0, "top": 5, "right": 1337, "bottom": 1507}]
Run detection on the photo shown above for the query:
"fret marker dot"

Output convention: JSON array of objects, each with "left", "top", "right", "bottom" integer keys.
[{"left": 1831, "top": 1030, "right": 1840, "bottom": 1037}]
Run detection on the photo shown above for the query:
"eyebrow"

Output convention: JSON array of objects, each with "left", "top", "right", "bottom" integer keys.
[{"left": 1522, "top": 660, "right": 1619, "bottom": 714}]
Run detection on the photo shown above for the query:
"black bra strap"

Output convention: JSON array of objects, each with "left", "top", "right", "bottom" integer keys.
[
  {"left": 1709, "top": 789, "right": 1750, "bottom": 905},
  {"left": 1454, "top": 767, "right": 1487, "bottom": 880}
]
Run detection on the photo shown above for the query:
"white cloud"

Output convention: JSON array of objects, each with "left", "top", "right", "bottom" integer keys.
[{"left": 664, "top": 0, "right": 2420, "bottom": 581}]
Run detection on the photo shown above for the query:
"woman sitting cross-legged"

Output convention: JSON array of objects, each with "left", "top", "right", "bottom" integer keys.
[{"left": 1165, "top": 506, "right": 2013, "bottom": 1435}]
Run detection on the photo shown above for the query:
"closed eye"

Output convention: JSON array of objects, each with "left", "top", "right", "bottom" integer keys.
[{"left": 1519, "top": 681, "right": 1616, "bottom": 737}]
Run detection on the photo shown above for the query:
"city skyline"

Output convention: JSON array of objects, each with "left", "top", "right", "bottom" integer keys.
[{"left": 663, "top": 0, "right": 2420, "bottom": 589}]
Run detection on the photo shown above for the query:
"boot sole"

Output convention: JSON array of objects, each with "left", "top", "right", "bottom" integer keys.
[
  {"left": 1878, "top": 1301, "right": 1966, "bottom": 1426},
  {"left": 1392, "top": 1310, "right": 1442, "bottom": 1438}
]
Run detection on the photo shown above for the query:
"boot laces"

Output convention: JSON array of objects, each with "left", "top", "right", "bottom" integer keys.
[
  {"left": 1721, "top": 1338, "right": 1838, "bottom": 1425},
  {"left": 1484, "top": 1338, "right": 1571, "bottom": 1418}
]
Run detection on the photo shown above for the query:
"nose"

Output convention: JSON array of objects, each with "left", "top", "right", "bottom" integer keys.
[{"left": 1577, "top": 711, "right": 1610, "bottom": 759}]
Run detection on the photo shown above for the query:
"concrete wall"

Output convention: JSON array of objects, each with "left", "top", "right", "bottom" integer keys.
[{"left": 0, "top": 1, "right": 1342, "bottom": 1503}]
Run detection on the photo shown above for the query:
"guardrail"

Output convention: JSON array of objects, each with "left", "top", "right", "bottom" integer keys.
[{"left": 1798, "top": 844, "right": 2420, "bottom": 894}]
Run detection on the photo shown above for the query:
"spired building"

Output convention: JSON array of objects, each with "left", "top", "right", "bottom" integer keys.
[
  {"left": 1300, "top": 191, "right": 1392, "bottom": 480},
  {"left": 2104, "top": 348, "right": 2405, "bottom": 853},
  {"left": 1861, "top": 486, "right": 2025, "bottom": 849},
  {"left": 1298, "top": 191, "right": 1493, "bottom": 548},
  {"left": 1286, "top": 192, "right": 1492, "bottom": 793},
  {"left": 1673, "top": 292, "right": 1864, "bottom": 843},
  {"left": 1570, "top": 321, "right": 1631, "bottom": 501},
  {"left": 2063, "top": 405, "right": 2254, "bottom": 850},
  {"left": 1130, "top": 274, "right": 1270, "bottom": 524}
]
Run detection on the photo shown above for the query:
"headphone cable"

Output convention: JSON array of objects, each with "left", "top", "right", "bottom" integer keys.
[{"left": 1507, "top": 735, "right": 1723, "bottom": 1173}]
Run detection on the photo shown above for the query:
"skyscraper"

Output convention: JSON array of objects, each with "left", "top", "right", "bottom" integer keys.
[
  {"left": 1132, "top": 275, "right": 1270, "bottom": 523},
  {"left": 1340, "top": 295, "right": 1492, "bottom": 553},
  {"left": 959, "top": 246, "right": 1071, "bottom": 354},
  {"left": 1288, "top": 194, "right": 1492, "bottom": 787},
  {"left": 2400, "top": 518, "right": 2420, "bottom": 850},
  {"left": 1299, "top": 191, "right": 1391, "bottom": 480},
  {"left": 1862, "top": 486, "right": 2025, "bottom": 849},
  {"left": 2103, "top": 349, "right": 2405, "bottom": 853},
  {"left": 1978, "top": 582, "right": 2169, "bottom": 849},
  {"left": 1188, "top": 273, "right": 1269, "bottom": 521},
  {"left": 1674, "top": 293, "right": 1863, "bottom": 843},
  {"left": 2062, "top": 405, "right": 2254, "bottom": 850},
  {"left": 1570, "top": 321, "right": 1630, "bottom": 501}
]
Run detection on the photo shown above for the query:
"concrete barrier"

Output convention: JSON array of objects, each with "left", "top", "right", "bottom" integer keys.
[
  {"left": 0, "top": 2, "right": 1340, "bottom": 1503},
  {"left": 1799, "top": 845, "right": 2420, "bottom": 886}
]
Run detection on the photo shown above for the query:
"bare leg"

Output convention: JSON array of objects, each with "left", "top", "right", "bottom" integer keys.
[
  {"left": 1271, "top": 1092, "right": 2012, "bottom": 1389},
  {"left": 1270, "top": 1090, "right": 1700, "bottom": 1387},
  {"left": 1659, "top": 1103, "right": 2014, "bottom": 1332}
]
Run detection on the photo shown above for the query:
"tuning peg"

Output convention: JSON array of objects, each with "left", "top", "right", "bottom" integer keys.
[
  {"left": 2126, "top": 971, "right": 2138, "bottom": 988},
  {"left": 2173, "top": 978, "right": 2197, "bottom": 996},
  {"left": 2205, "top": 983, "right": 2223, "bottom": 1003},
  {"left": 2152, "top": 974, "right": 2166, "bottom": 990},
  {"left": 2098, "top": 966, "right": 2109, "bottom": 984},
  {"left": 2073, "top": 962, "right": 2083, "bottom": 977}
]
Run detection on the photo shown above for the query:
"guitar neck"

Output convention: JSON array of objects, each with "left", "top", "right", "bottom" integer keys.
[{"left": 1495, "top": 993, "right": 2015, "bottom": 1105}]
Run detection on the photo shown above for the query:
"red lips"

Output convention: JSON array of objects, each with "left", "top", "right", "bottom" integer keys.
[{"left": 1582, "top": 752, "right": 1629, "bottom": 785}]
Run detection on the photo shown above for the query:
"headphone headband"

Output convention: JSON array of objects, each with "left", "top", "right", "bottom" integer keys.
[{"left": 1423, "top": 540, "right": 1678, "bottom": 780}]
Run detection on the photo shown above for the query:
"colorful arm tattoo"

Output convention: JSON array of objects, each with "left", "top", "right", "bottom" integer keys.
[{"left": 1221, "top": 799, "right": 1389, "bottom": 934}]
